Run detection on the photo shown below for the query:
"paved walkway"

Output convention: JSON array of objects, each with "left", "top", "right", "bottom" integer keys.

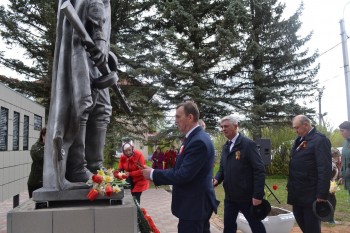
[
  {"left": 1, "top": 189, "right": 349, "bottom": 233},
  {"left": 0, "top": 189, "right": 221, "bottom": 233},
  {"left": 142, "top": 188, "right": 221, "bottom": 233}
]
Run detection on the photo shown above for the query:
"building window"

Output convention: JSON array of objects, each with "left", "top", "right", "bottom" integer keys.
[
  {"left": 23, "top": 115, "right": 29, "bottom": 150},
  {"left": 13, "top": 111, "right": 20, "bottom": 151},
  {"left": 0, "top": 107, "right": 9, "bottom": 151},
  {"left": 34, "top": 114, "right": 42, "bottom": 131}
]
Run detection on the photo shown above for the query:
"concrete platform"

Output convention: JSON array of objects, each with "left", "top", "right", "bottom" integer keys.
[{"left": 7, "top": 190, "right": 136, "bottom": 233}]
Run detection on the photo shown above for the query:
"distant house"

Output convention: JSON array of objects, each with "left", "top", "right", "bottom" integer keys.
[{"left": 0, "top": 82, "right": 45, "bottom": 202}]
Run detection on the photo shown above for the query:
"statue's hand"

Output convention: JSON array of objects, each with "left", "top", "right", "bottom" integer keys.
[{"left": 88, "top": 39, "right": 108, "bottom": 67}]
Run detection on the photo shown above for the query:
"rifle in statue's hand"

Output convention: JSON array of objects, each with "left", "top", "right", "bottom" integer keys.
[{"left": 61, "top": 1, "right": 132, "bottom": 114}]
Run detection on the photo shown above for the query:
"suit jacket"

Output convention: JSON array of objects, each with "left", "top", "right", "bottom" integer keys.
[
  {"left": 215, "top": 134, "right": 265, "bottom": 202},
  {"left": 153, "top": 126, "right": 218, "bottom": 220}
]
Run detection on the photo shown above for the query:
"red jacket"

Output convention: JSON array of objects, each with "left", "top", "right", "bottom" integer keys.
[{"left": 118, "top": 150, "right": 149, "bottom": 193}]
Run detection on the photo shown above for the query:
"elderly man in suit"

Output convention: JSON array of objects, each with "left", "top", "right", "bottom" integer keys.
[
  {"left": 287, "top": 115, "right": 331, "bottom": 233},
  {"left": 142, "top": 101, "right": 218, "bottom": 233},
  {"left": 213, "top": 115, "right": 266, "bottom": 233}
]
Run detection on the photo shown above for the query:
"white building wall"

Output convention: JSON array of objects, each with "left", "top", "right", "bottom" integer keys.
[{"left": 0, "top": 83, "right": 45, "bottom": 202}]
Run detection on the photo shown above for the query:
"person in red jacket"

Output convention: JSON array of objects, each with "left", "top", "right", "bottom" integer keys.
[
  {"left": 164, "top": 145, "right": 177, "bottom": 169},
  {"left": 118, "top": 142, "right": 149, "bottom": 204}
]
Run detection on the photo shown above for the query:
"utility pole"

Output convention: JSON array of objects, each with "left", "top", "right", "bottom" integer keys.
[
  {"left": 317, "top": 87, "right": 324, "bottom": 127},
  {"left": 340, "top": 19, "right": 350, "bottom": 121}
]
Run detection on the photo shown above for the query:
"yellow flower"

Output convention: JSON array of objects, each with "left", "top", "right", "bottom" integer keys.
[
  {"left": 113, "top": 186, "right": 121, "bottom": 193},
  {"left": 104, "top": 175, "right": 113, "bottom": 183},
  {"left": 97, "top": 169, "right": 105, "bottom": 176},
  {"left": 329, "top": 181, "right": 340, "bottom": 194},
  {"left": 105, "top": 168, "right": 114, "bottom": 177},
  {"left": 86, "top": 168, "right": 127, "bottom": 201}
]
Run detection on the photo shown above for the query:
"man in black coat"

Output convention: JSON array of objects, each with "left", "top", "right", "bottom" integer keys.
[
  {"left": 213, "top": 115, "right": 266, "bottom": 233},
  {"left": 287, "top": 115, "right": 332, "bottom": 233}
]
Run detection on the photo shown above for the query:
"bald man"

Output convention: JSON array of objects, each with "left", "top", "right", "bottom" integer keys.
[{"left": 287, "top": 115, "right": 332, "bottom": 233}]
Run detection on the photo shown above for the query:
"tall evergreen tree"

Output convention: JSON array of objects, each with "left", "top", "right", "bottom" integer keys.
[
  {"left": 152, "top": 0, "right": 318, "bottom": 136},
  {"left": 153, "top": 0, "right": 240, "bottom": 130},
  {"left": 0, "top": 0, "right": 57, "bottom": 110},
  {"left": 219, "top": 0, "right": 319, "bottom": 140}
]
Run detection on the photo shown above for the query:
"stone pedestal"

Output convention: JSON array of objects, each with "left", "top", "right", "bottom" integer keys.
[
  {"left": 7, "top": 190, "right": 137, "bottom": 233},
  {"left": 32, "top": 186, "right": 124, "bottom": 201}
]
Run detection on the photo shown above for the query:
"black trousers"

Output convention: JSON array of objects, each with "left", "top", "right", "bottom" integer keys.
[
  {"left": 178, "top": 210, "right": 213, "bottom": 233},
  {"left": 223, "top": 199, "right": 266, "bottom": 233},
  {"left": 132, "top": 192, "right": 142, "bottom": 204},
  {"left": 328, "top": 193, "right": 336, "bottom": 221},
  {"left": 293, "top": 205, "right": 321, "bottom": 233}
]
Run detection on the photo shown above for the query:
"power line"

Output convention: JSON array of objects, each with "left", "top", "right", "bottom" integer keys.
[
  {"left": 319, "top": 74, "right": 341, "bottom": 83},
  {"left": 318, "top": 41, "right": 343, "bottom": 57}
]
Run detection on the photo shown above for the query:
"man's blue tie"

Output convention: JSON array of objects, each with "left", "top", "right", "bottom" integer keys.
[{"left": 227, "top": 140, "right": 232, "bottom": 151}]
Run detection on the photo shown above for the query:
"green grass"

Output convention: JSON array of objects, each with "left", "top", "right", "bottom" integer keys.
[{"left": 213, "top": 175, "right": 350, "bottom": 224}]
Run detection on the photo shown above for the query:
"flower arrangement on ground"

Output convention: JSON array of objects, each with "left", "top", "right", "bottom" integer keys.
[
  {"left": 86, "top": 168, "right": 129, "bottom": 201},
  {"left": 133, "top": 197, "right": 159, "bottom": 233},
  {"left": 141, "top": 208, "right": 160, "bottom": 233}
]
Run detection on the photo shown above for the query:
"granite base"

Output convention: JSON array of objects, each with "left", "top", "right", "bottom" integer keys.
[{"left": 7, "top": 190, "right": 137, "bottom": 233}]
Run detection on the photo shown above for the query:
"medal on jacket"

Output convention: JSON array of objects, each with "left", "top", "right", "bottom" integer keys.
[
  {"left": 235, "top": 151, "right": 241, "bottom": 160},
  {"left": 296, "top": 141, "right": 307, "bottom": 151}
]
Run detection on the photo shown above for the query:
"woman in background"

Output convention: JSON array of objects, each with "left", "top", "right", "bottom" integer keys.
[
  {"left": 117, "top": 142, "right": 149, "bottom": 204},
  {"left": 27, "top": 127, "right": 46, "bottom": 198},
  {"left": 164, "top": 145, "right": 177, "bottom": 169},
  {"left": 151, "top": 146, "right": 165, "bottom": 169}
]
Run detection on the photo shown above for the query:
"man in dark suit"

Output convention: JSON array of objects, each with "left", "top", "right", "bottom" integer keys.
[
  {"left": 287, "top": 115, "right": 332, "bottom": 233},
  {"left": 141, "top": 101, "right": 218, "bottom": 233},
  {"left": 213, "top": 115, "right": 266, "bottom": 233}
]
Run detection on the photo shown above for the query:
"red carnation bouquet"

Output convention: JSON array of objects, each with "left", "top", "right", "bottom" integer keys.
[{"left": 86, "top": 169, "right": 129, "bottom": 201}]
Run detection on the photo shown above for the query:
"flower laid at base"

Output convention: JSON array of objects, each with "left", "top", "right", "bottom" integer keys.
[
  {"left": 141, "top": 208, "right": 160, "bottom": 233},
  {"left": 86, "top": 169, "right": 129, "bottom": 201}
]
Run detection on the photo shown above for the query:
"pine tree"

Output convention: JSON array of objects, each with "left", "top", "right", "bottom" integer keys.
[
  {"left": 0, "top": 0, "right": 57, "bottom": 110},
  {"left": 219, "top": 0, "right": 319, "bottom": 139},
  {"left": 152, "top": 0, "right": 239, "bottom": 130}
]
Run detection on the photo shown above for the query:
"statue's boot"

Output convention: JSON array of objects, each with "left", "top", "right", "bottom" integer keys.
[
  {"left": 85, "top": 124, "right": 108, "bottom": 173},
  {"left": 50, "top": 136, "right": 90, "bottom": 190},
  {"left": 66, "top": 124, "right": 93, "bottom": 183}
]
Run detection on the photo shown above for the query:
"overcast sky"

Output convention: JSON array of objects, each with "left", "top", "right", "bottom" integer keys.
[
  {"left": 282, "top": 0, "right": 350, "bottom": 129},
  {"left": 1, "top": 0, "right": 350, "bottom": 129}
]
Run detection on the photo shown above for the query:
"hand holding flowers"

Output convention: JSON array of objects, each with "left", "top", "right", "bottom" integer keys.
[{"left": 329, "top": 180, "right": 340, "bottom": 194}]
